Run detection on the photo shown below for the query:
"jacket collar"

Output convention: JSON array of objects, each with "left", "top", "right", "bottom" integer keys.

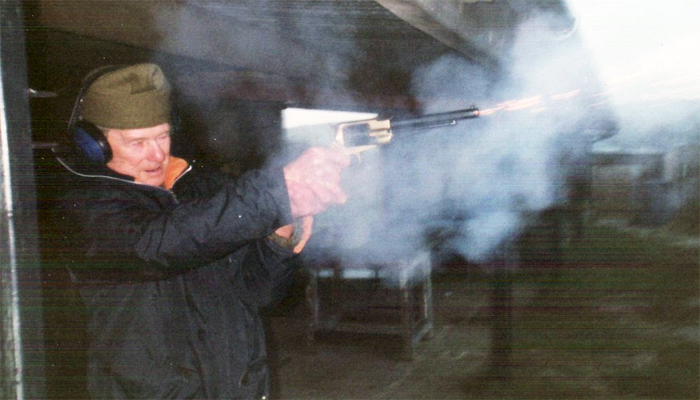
[
  {"left": 58, "top": 152, "right": 191, "bottom": 189},
  {"left": 163, "top": 156, "right": 190, "bottom": 190}
]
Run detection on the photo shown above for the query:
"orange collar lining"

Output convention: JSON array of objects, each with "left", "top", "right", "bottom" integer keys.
[{"left": 164, "top": 156, "right": 189, "bottom": 190}]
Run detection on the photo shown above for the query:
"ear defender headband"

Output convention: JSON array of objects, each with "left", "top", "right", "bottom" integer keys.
[
  {"left": 67, "top": 63, "right": 174, "bottom": 165},
  {"left": 67, "top": 65, "right": 124, "bottom": 164}
]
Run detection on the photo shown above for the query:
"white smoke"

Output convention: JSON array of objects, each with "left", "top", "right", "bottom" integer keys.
[
  {"left": 565, "top": 0, "right": 700, "bottom": 149},
  {"left": 153, "top": 1, "right": 698, "bottom": 270},
  {"left": 378, "top": 14, "right": 599, "bottom": 264},
  {"left": 290, "top": 13, "right": 609, "bottom": 269}
]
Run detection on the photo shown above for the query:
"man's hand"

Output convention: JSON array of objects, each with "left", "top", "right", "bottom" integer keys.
[
  {"left": 272, "top": 216, "right": 314, "bottom": 253},
  {"left": 283, "top": 147, "right": 350, "bottom": 219}
]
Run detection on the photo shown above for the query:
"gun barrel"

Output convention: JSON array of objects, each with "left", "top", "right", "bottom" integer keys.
[{"left": 390, "top": 106, "right": 479, "bottom": 133}]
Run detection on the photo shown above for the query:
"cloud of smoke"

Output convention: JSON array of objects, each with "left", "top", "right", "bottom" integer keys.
[
  {"left": 355, "top": 2, "right": 700, "bottom": 266},
  {"left": 293, "top": 13, "right": 606, "bottom": 269},
  {"left": 153, "top": 1, "right": 697, "bottom": 272},
  {"left": 153, "top": 1, "right": 371, "bottom": 166},
  {"left": 565, "top": 0, "right": 700, "bottom": 149}
]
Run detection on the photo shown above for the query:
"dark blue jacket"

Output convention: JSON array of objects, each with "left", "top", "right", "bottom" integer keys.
[{"left": 53, "top": 158, "right": 298, "bottom": 399}]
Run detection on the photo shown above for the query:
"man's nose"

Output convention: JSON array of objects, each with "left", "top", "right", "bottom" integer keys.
[{"left": 148, "top": 140, "right": 167, "bottom": 161}]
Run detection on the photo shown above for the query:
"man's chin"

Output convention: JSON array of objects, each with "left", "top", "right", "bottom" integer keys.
[{"left": 136, "top": 174, "right": 165, "bottom": 187}]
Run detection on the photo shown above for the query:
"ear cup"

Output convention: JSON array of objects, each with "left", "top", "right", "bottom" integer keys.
[{"left": 72, "top": 121, "right": 112, "bottom": 164}]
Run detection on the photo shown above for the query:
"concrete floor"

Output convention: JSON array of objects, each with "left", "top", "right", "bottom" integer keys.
[
  {"left": 265, "top": 223, "right": 699, "bottom": 399},
  {"left": 266, "top": 274, "right": 494, "bottom": 399},
  {"left": 42, "top": 221, "right": 699, "bottom": 399}
]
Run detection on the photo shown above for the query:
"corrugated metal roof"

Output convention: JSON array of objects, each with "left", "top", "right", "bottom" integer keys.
[
  {"left": 194, "top": 0, "right": 467, "bottom": 68},
  {"left": 27, "top": 1, "right": 575, "bottom": 108}
]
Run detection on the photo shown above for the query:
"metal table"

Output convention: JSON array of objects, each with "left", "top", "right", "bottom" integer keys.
[{"left": 305, "top": 251, "right": 434, "bottom": 360}]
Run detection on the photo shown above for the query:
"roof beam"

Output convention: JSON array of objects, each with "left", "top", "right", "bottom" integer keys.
[
  {"left": 375, "top": 0, "right": 515, "bottom": 65},
  {"left": 34, "top": 0, "right": 332, "bottom": 82}
]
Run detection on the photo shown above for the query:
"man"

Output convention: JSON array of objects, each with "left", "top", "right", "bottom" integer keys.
[{"left": 53, "top": 63, "right": 349, "bottom": 399}]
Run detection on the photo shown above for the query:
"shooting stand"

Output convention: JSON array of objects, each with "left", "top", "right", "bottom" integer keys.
[{"left": 305, "top": 251, "right": 434, "bottom": 361}]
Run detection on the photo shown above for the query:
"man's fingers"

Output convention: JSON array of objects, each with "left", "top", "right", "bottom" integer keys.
[
  {"left": 292, "top": 216, "right": 314, "bottom": 253},
  {"left": 284, "top": 147, "right": 350, "bottom": 218}
]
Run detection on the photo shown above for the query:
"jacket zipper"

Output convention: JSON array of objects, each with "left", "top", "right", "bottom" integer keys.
[
  {"left": 58, "top": 157, "right": 193, "bottom": 204},
  {"left": 166, "top": 164, "right": 193, "bottom": 204}
]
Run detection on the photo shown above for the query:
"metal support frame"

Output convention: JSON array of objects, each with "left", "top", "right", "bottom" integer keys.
[
  {"left": 306, "top": 251, "right": 434, "bottom": 361},
  {"left": 0, "top": 1, "right": 46, "bottom": 398}
]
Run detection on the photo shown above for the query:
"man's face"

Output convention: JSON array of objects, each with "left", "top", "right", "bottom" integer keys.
[{"left": 105, "top": 123, "right": 172, "bottom": 187}]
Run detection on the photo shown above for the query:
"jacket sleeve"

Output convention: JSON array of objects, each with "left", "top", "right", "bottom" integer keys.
[
  {"left": 230, "top": 238, "right": 303, "bottom": 309},
  {"left": 58, "top": 168, "right": 295, "bottom": 282}
]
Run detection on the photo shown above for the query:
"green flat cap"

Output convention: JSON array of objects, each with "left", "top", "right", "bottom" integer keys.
[{"left": 81, "top": 63, "right": 172, "bottom": 129}]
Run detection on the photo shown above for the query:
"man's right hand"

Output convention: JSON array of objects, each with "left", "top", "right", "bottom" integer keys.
[{"left": 283, "top": 147, "right": 350, "bottom": 219}]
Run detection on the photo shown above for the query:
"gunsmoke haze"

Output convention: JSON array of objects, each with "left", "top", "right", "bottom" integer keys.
[
  {"left": 155, "top": 2, "right": 699, "bottom": 270},
  {"left": 302, "top": 13, "right": 613, "bottom": 267},
  {"left": 566, "top": 0, "right": 700, "bottom": 149},
  {"left": 294, "top": 4, "right": 699, "bottom": 270}
]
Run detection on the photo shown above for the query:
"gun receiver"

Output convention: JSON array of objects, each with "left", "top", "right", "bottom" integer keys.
[{"left": 335, "top": 106, "right": 479, "bottom": 155}]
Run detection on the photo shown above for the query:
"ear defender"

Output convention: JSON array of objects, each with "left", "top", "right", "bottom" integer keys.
[
  {"left": 72, "top": 121, "right": 112, "bottom": 164},
  {"left": 67, "top": 65, "right": 124, "bottom": 164}
]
